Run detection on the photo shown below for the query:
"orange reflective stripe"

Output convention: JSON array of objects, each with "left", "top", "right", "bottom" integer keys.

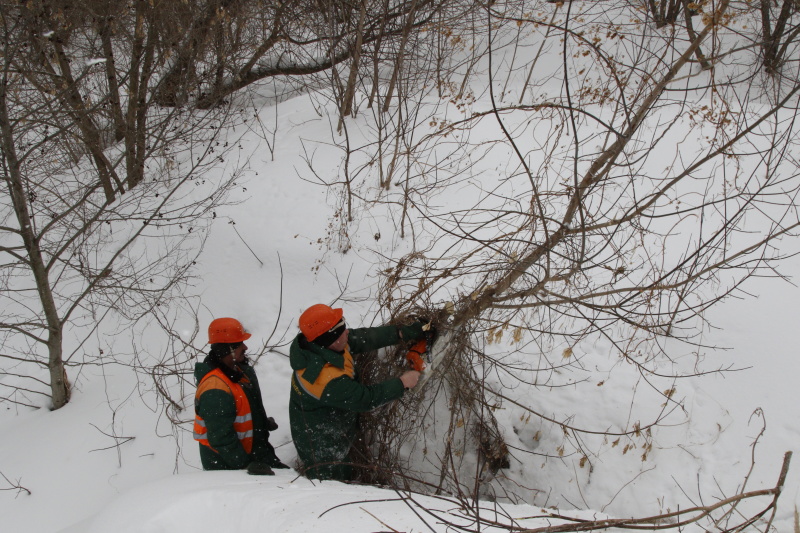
[
  {"left": 196, "top": 374, "right": 230, "bottom": 397},
  {"left": 193, "top": 368, "right": 254, "bottom": 454},
  {"left": 295, "top": 346, "right": 355, "bottom": 399},
  {"left": 193, "top": 418, "right": 209, "bottom": 442}
]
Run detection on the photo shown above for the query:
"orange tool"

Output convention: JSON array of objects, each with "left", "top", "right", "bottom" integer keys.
[{"left": 405, "top": 338, "right": 428, "bottom": 372}]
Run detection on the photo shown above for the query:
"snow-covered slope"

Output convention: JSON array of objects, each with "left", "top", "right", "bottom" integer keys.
[{"left": 3, "top": 2, "right": 800, "bottom": 531}]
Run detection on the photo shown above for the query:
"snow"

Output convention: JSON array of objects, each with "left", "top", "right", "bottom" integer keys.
[
  {"left": 58, "top": 471, "right": 553, "bottom": 533},
  {"left": 3, "top": 5, "right": 800, "bottom": 532},
  {"left": 1, "top": 105, "right": 786, "bottom": 530}
]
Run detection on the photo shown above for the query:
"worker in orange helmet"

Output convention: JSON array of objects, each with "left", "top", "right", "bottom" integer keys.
[
  {"left": 289, "top": 304, "right": 428, "bottom": 481},
  {"left": 194, "top": 317, "right": 288, "bottom": 475}
]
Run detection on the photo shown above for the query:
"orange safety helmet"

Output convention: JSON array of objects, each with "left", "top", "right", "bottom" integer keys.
[
  {"left": 298, "top": 304, "right": 343, "bottom": 341},
  {"left": 208, "top": 317, "right": 252, "bottom": 344}
]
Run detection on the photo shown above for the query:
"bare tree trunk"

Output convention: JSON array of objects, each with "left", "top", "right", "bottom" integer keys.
[
  {"left": 341, "top": 0, "right": 368, "bottom": 120},
  {"left": 155, "top": 0, "right": 237, "bottom": 106},
  {"left": 683, "top": 0, "right": 711, "bottom": 70},
  {"left": 14, "top": 2, "right": 122, "bottom": 203},
  {"left": 0, "top": 76, "right": 69, "bottom": 410},
  {"left": 125, "top": 0, "right": 158, "bottom": 189},
  {"left": 647, "top": 0, "right": 683, "bottom": 28},
  {"left": 761, "top": 0, "right": 798, "bottom": 74},
  {"left": 50, "top": 39, "right": 123, "bottom": 203},
  {"left": 368, "top": 0, "right": 391, "bottom": 110},
  {"left": 97, "top": 16, "right": 126, "bottom": 142},
  {"left": 383, "top": 0, "right": 420, "bottom": 113}
]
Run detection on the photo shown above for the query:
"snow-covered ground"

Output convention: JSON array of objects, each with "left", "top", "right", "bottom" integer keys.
[
  {"left": 3, "top": 4, "right": 800, "bottom": 532},
  {"left": 0, "top": 90, "right": 795, "bottom": 531}
]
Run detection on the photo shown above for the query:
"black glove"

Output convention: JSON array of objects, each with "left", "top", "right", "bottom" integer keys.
[
  {"left": 266, "top": 416, "right": 279, "bottom": 431},
  {"left": 398, "top": 321, "right": 425, "bottom": 341},
  {"left": 423, "top": 323, "right": 438, "bottom": 343},
  {"left": 247, "top": 462, "right": 275, "bottom": 476},
  {"left": 412, "top": 316, "right": 438, "bottom": 342}
]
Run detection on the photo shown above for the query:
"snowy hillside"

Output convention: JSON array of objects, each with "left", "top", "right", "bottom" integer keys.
[
  {"left": 2, "top": 1, "right": 800, "bottom": 532},
  {"left": 0, "top": 91, "right": 795, "bottom": 532}
]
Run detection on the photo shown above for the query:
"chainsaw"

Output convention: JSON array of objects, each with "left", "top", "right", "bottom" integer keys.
[{"left": 404, "top": 320, "right": 438, "bottom": 372}]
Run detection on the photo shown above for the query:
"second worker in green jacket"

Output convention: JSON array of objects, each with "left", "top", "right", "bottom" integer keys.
[{"left": 289, "top": 304, "right": 425, "bottom": 481}]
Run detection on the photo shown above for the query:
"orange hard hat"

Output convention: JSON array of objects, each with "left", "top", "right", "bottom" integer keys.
[
  {"left": 208, "top": 317, "right": 252, "bottom": 344},
  {"left": 298, "top": 304, "right": 343, "bottom": 341}
]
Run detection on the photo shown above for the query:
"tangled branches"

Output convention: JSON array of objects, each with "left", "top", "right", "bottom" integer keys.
[
  {"left": 353, "top": 313, "right": 508, "bottom": 499},
  {"left": 331, "top": 451, "right": 793, "bottom": 532}
]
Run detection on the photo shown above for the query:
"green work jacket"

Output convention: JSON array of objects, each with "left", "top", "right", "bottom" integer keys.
[{"left": 288, "top": 324, "right": 421, "bottom": 481}]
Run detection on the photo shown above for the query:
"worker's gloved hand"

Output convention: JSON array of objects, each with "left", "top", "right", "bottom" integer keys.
[
  {"left": 412, "top": 316, "right": 438, "bottom": 343},
  {"left": 401, "top": 315, "right": 435, "bottom": 341},
  {"left": 246, "top": 462, "right": 275, "bottom": 476},
  {"left": 398, "top": 322, "right": 423, "bottom": 341},
  {"left": 423, "top": 323, "right": 438, "bottom": 343},
  {"left": 266, "top": 417, "right": 279, "bottom": 431}
]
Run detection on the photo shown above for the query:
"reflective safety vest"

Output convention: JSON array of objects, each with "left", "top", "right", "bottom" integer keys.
[
  {"left": 292, "top": 346, "right": 354, "bottom": 400},
  {"left": 193, "top": 368, "right": 254, "bottom": 454}
]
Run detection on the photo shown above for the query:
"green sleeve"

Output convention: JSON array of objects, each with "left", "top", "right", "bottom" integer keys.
[
  {"left": 197, "top": 389, "right": 250, "bottom": 469},
  {"left": 347, "top": 325, "right": 400, "bottom": 353},
  {"left": 348, "top": 324, "right": 425, "bottom": 354},
  {"left": 319, "top": 375, "right": 405, "bottom": 412}
]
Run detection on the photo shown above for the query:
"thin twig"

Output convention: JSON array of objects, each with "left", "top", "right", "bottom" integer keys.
[{"left": 0, "top": 470, "right": 31, "bottom": 496}]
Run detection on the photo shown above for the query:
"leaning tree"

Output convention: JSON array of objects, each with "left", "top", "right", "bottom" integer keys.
[{"left": 300, "top": 0, "right": 800, "bottom": 527}]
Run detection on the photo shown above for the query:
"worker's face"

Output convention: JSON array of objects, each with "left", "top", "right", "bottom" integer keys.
[
  {"left": 232, "top": 342, "right": 247, "bottom": 363},
  {"left": 222, "top": 342, "right": 247, "bottom": 367},
  {"left": 327, "top": 328, "right": 349, "bottom": 352}
]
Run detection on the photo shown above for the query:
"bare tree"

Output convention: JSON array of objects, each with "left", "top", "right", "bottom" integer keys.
[
  {"left": 758, "top": 0, "right": 800, "bottom": 75},
  {"left": 0, "top": 0, "right": 484, "bottom": 410},
  {"left": 644, "top": 0, "right": 686, "bottom": 28},
  {"left": 0, "top": 0, "right": 244, "bottom": 409},
  {"left": 149, "top": 0, "right": 483, "bottom": 114}
]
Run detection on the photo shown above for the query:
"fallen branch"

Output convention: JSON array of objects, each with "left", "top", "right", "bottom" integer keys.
[
  {"left": 88, "top": 423, "right": 135, "bottom": 453},
  {"left": 0, "top": 470, "right": 31, "bottom": 496},
  {"left": 394, "top": 452, "right": 792, "bottom": 533}
]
